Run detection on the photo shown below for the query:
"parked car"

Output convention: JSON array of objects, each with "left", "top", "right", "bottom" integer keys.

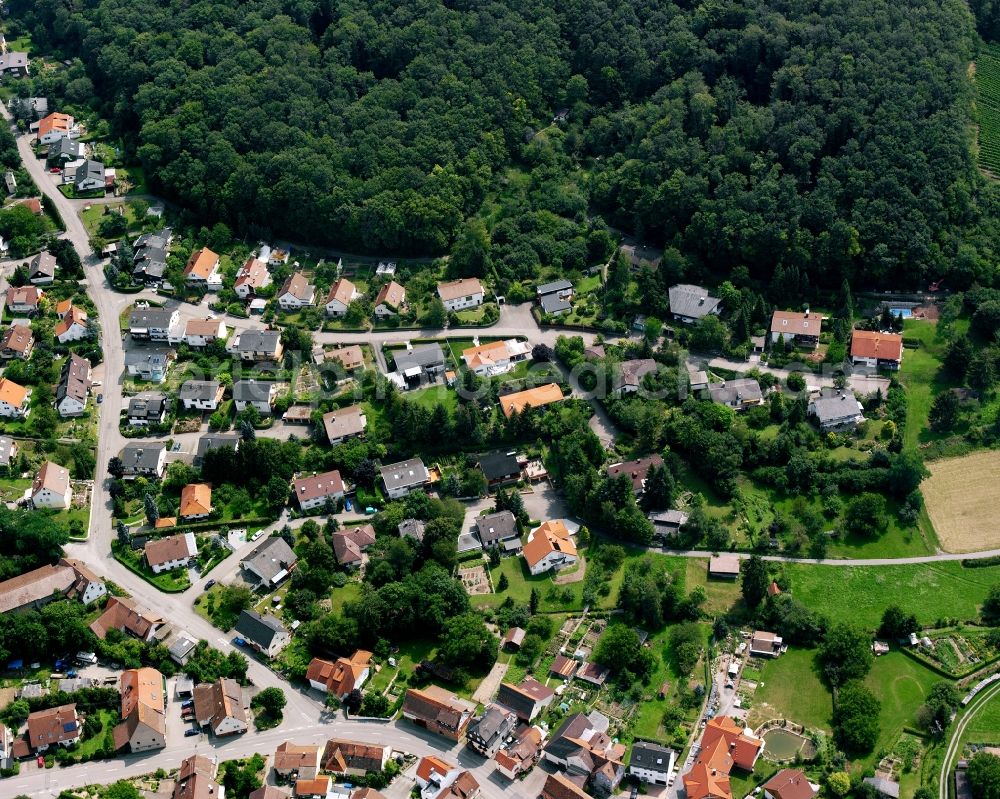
[
  {"left": 49, "top": 167, "right": 59, "bottom": 173},
  {"left": 345, "top": 499, "right": 353, "bottom": 512},
  {"left": 184, "top": 728, "right": 200, "bottom": 737},
  {"left": 37, "top": 756, "right": 45, "bottom": 767},
  {"left": 181, "top": 700, "right": 193, "bottom": 709},
  {"left": 233, "top": 637, "right": 246, "bottom": 647},
  {"left": 364, "top": 506, "right": 376, "bottom": 515},
  {"left": 97, "top": 393, "right": 103, "bottom": 403},
  {"left": 204, "top": 579, "right": 216, "bottom": 590}
]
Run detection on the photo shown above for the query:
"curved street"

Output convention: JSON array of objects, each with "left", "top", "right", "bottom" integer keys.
[{"left": 938, "top": 680, "right": 1000, "bottom": 799}]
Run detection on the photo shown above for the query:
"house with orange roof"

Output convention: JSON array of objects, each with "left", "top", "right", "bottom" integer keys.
[
  {"left": 850, "top": 329, "right": 903, "bottom": 370},
  {"left": 523, "top": 520, "right": 577, "bottom": 576},
  {"left": 273, "top": 741, "right": 322, "bottom": 780},
  {"left": 682, "top": 717, "right": 763, "bottom": 799},
  {"left": 179, "top": 483, "right": 212, "bottom": 520},
  {"left": 55, "top": 306, "right": 89, "bottom": 343},
  {"left": 183, "top": 248, "right": 223, "bottom": 291},
  {"left": 306, "top": 650, "right": 373, "bottom": 697},
  {"left": 36, "top": 112, "right": 77, "bottom": 145},
  {"left": 770, "top": 310, "right": 821, "bottom": 348},
  {"left": 414, "top": 756, "right": 481, "bottom": 799},
  {"left": 325, "top": 278, "right": 360, "bottom": 316},
  {"left": 541, "top": 773, "right": 591, "bottom": 799},
  {"left": 499, "top": 383, "right": 564, "bottom": 418},
  {"left": 113, "top": 667, "right": 166, "bottom": 752},
  {"left": 277, "top": 272, "right": 316, "bottom": 310},
  {"left": 233, "top": 257, "right": 271, "bottom": 298},
  {"left": 31, "top": 461, "right": 72, "bottom": 509},
  {"left": 462, "top": 338, "right": 531, "bottom": 376},
  {"left": 374, "top": 281, "right": 406, "bottom": 317},
  {"left": 0, "top": 377, "right": 30, "bottom": 418}
]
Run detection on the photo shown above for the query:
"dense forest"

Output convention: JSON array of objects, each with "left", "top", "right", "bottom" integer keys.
[{"left": 12, "top": 0, "right": 1000, "bottom": 290}]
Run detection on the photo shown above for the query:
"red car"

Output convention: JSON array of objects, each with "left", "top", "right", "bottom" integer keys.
[
  {"left": 36, "top": 756, "right": 44, "bottom": 768},
  {"left": 48, "top": 167, "right": 60, "bottom": 173}
]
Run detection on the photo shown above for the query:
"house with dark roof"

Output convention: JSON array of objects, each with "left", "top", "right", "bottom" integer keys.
[
  {"left": 808, "top": 389, "right": 865, "bottom": 430},
  {"left": 399, "top": 518, "right": 426, "bottom": 541},
  {"left": 180, "top": 380, "right": 224, "bottom": 411},
  {"left": 613, "top": 359, "right": 658, "bottom": 394},
  {"left": 668, "top": 284, "right": 722, "bottom": 324},
  {"left": 542, "top": 712, "right": 625, "bottom": 795},
  {"left": 649, "top": 509, "right": 689, "bottom": 538},
  {"left": 606, "top": 455, "right": 664, "bottom": 495},
  {"left": 863, "top": 777, "right": 900, "bottom": 799},
  {"left": 234, "top": 610, "right": 290, "bottom": 658},
  {"left": 401, "top": 686, "right": 476, "bottom": 741},
  {"left": 629, "top": 741, "right": 676, "bottom": 785},
  {"left": 541, "top": 773, "right": 591, "bottom": 799},
  {"left": 331, "top": 524, "right": 376, "bottom": 569},
  {"left": 495, "top": 726, "right": 544, "bottom": 781},
  {"left": 192, "top": 678, "right": 248, "bottom": 736},
  {"left": 550, "top": 654, "right": 579, "bottom": 680},
  {"left": 393, "top": 344, "right": 446, "bottom": 387},
  {"left": 707, "top": 378, "right": 764, "bottom": 410},
  {"left": 241, "top": 536, "right": 297, "bottom": 587},
  {"left": 477, "top": 451, "right": 522, "bottom": 487},
  {"left": 475, "top": 511, "right": 520, "bottom": 551},
  {"left": 196, "top": 432, "right": 241, "bottom": 460},
  {"left": 233, "top": 329, "right": 283, "bottom": 362},
  {"left": 233, "top": 379, "right": 279, "bottom": 415},
  {"left": 127, "top": 393, "right": 168, "bottom": 426},
  {"left": 467, "top": 705, "right": 517, "bottom": 757},
  {"left": 120, "top": 442, "right": 167, "bottom": 479},
  {"left": 380, "top": 458, "right": 430, "bottom": 499},
  {"left": 495, "top": 678, "right": 554, "bottom": 722}
]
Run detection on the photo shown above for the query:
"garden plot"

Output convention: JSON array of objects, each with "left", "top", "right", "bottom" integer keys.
[
  {"left": 921, "top": 629, "right": 999, "bottom": 676},
  {"left": 458, "top": 564, "right": 491, "bottom": 595}
]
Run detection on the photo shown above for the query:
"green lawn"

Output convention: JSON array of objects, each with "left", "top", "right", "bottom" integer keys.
[
  {"left": 897, "top": 320, "right": 949, "bottom": 453},
  {"left": 407, "top": 385, "right": 458, "bottom": 413},
  {"left": 863, "top": 651, "right": 940, "bottom": 757},
  {"left": 785, "top": 561, "right": 1000, "bottom": 628},
  {"left": 681, "top": 558, "right": 740, "bottom": 614},
  {"left": 77, "top": 708, "right": 118, "bottom": 758},
  {"left": 331, "top": 581, "right": 363, "bottom": 614},
  {"left": 748, "top": 648, "right": 832, "bottom": 732},
  {"left": 111, "top": 540, "right": 191, "bottom": 592},
  {"left": 367, "top": 639, "right": 436, "bottom": 694},
  {"left": 960, "top": 689, "right": 1000, "bottom": 744}
]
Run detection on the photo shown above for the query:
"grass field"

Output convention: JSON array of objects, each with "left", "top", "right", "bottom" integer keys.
[
  {"left": 786, "top": 561, "right": 1000, "bottom": 628},
  {"left": 897, "top": 319, "right": 950, "bottom": 453},
  {"left": 863, "top": 651, "right": 940, "bottom": 755},
  {"left": 960, "top": 690, "right": 1000, "bottom": 744},
  {"left": 748, "top": 648, "right": 832, "bottom": 732},
  {"left": 923, "top": 450, "right": 1000, "bottom": 552},
  {"left": 976, "top": 44, "right": 1000, "bottom": 176}
]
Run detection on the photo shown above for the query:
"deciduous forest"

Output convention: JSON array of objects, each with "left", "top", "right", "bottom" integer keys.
[{"left": 13, "top": 0, "right": 1000, "bottom": 290}]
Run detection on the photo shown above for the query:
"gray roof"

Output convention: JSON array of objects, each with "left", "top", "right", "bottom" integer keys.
[
  {"left": 469, "top": 705, "right": 516, "bottom": 745},
  {"left": 128, "top": 393, "right": 167, "bottom": 419},
  {"left": 380, "top": 458, "right": 429, "bottom": 492},
  {"left": 0, "top": 52, "right": 28, "bottom": 70},
  {"left": 234, "top": 609, "right": 288, "bottom": 649},
  {"left": 123, "top": 348, "right": 171, "bottom": 368},
  {"left": 809, "top": 390, "right": 863, "bottom": 424},
  {"left": 30, "top": 252, "right": 57, "bottom": 279},
  {"left": 56, "top": 353, "right": 91, "bottom": 403},
  {"left": 476, "top": 511, "right": 518, "bottom": 546},
  {"left": 120, "top": 442, "right": 165, "bottom": 473},
  {"left": 129, "top": 308, "right": 175, "bottom": 329},
  {"left": 50, "top": 137, "right": 84, "bottom": 159},
  {"left": 614, "top": 358, "right": 657, "bottom": 390},
  {"left": 668, "top": 284, "right": 721, "bottom": 319},
  {"left": 864, "top": 778, "right": 900, "bottom": 799},
  {"left": 133, "top": 257, "right": 167, "bottom": 280},
  {"left": 196, "top": 433, "right": 241, "bottom": 458},
  {"left": 242, "top": 536, "right": 297, "bottom": 584},
  {"left": 536, "top": 279, "right": 572, "bottom": 296},
  {"left": 179, "top": 380, "right": 221, "bottom": 401},
  {"left": 629, "top": 741, "right": 675, "bottom": 772},
  {"left": 74, "top": 159, "right": 104, "bottom": 187},
  {"left": 398, "top": 518, "right": 426, "bottom": 542},
  {"left": 236, "top": 329, "right": 281, "bottom": 353},
  {"left": 540, "top": 293, "right": 572, "bottom": 314},
  {"left": 133, "top": 229, "right": 171, "bottom": 252},
  {"left": 233, "top": 379, "right": 275, "bottom": 402},
  {"left": 707, "top": 378, "right": 763, "bottom": 405},
  {"left": 169, "top": 636, "right": 197, "bottom": 661},
  {"left": 649, "top": 510, "right": 688, "bottom": 528},
  {"left": 0, "top": 436, "right": 16, "bottom": 467},
  {"left": 393, "top": 343, "right": 445, "bottom": 373}
]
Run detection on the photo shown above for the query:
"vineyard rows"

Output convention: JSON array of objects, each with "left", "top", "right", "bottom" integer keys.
[{"left": 976, "top": 44, "right": 1000, "bottom": 175}]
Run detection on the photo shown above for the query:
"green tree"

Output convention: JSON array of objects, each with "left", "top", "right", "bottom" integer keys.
[
  {"left": 983, "top": 584, "right": 1000, "bottom": 624},
  {"left": 438, "top": 612, "right": 498, "bottom": 670},
  {"left": 741, "top": 555, "right": 769, "bottom": 609},
  {"left": 878, "top": 605, "right": 919, "bottom": 640},
  {"left": 968, "top": 752, "right": 1000, "bottom": 799},
  {"left": 929, "top": 390, "right": 960, "bottom": 432},
  {"left": 103, "top": 782, "right": 142, "bottom": 799},
  {"left": 252, "top": 686, "right": 286, "bottom": 717},
  {"left": 844, "top": 493, "right": 888, "bottom": 538},
  {"left": 819, "top": 623, "right": 874, "bottom": 686},
  {"left": 596, "top": 624, "right": 653, "bottom": 678},
  {"left": 832, "top": 680, "right": 881, "bottom": 754},
  {"left": 827, "top": 773, "right": 851, "bottom": 797}
]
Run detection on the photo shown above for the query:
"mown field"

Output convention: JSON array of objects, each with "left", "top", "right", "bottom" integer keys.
[{"left": 924, "top": 449, "right": 1000, "bottom": 552}]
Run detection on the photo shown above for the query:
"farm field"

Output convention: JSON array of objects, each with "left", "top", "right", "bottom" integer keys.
[
  {"left": 747, "top": 648, "right": 832, "bottom": 733},
  {"left": 923, "top": 449, "right": 1000, "bottom": 552},
  {"left": 976, "top": 43, "right": 1000, "bottom": 176}
]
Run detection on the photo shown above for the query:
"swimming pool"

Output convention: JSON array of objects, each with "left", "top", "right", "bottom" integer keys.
[{"left": 889, "top": 307, "right": 913, "bottom": 318}]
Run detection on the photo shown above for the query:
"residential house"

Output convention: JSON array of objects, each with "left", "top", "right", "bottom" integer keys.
[
  {"left": 763, "top": 769, "right": 817, "bottom": 799},
  {"left": 74, "top": 160, "right": 106, "bottom": 192},
  {"left": 322, "top": 738, "right": 389, "bottom": 776},
  {"left": 184, "top": 318, "right": 227, "bottom": 347},
  {"left": 0, "top": 435, "right": 17, "bottom": 469},
  {"left": 499, "top": 383, "right": 564, "bottom": 418},
  {"left": 461, "top": 339, "right": 531, "bottom": 377},
  {"left": 233, "top": 379, "right": 279, "bottom": 415},
  {"left": 613, "top": 359, "right": 658, "bottom": 395},
  {"left": 628, "top": 741, "right": 676, "bottom": 786},
  {"left": 668, "top": 284, "right": 722, "bottom": 324},
  {"left": 606, "top": 455, "right": 664, "bottom": 495},
  {"left": 330, "top": 525, "right": 376, "bottom": 569},
  {"left": 277, "top": 273, "right": 316, "bottom": 310},
  {"left": 550, "top": 654, "right": 579, "bottom": 680},
  {"left": 749, "top": 630, "right": 783, "bottom": 658},
  {"left": 0, "top": 722, "right": 12, "bottom": 770},
  {"left": 373, "top": 281, "right": 406, "bottom": 317},
  {"left": 707, "top": 379, "right": 764, "bottom": 410},
  {"left": 0, "top": 560, "right": 105, "bottom": 614},
  {"left": 173, "top": 755, "right": 222, "bottom": 799},
  {"left": 196, "top": 433, "right": 241, "bottom": 460},
  {"left": 543, "top": 712, "right": 626, "bottom": 796},
  {"left": 5, "top": 285, "right": 43, "bottom": 314},
  {"left": 292, "top": 470, "right": 345, "bottom": 511},
  {"left": 414, "top": 756, "right": 480, "bottom": 799},
  {"left": 233, "top": 329, "right": 284, "bottom": 362},
  {"left": 169, "top": 635, "right": 198, "bottom": 666},
  {"left": 477, "top": 451, "right": 523, "bottom": 488},
  {"left": 295, "top": 777, "right": 332, "bottom": 798},
  {"left": 113, "top": 667, "right": 166, "bottom": 753},
  {"left": 124, "top": 348, "right": 174, "bottom": 382},
  {"left": 307, "top": 650, "right": 373, "bottom": 697},
  {"left": 233, "top": 257, "right": 271, "bottom": 298},
  {"left": 576, "top": 662, "right": 611, "bottom": 687},
  {"left": 501, "top": 627, "right": 525, "bottom": 651},
  {"left": 36, "top": 112, "right": 74, "bottom": 145},
  {"left": 770, "top": 311, "right": 821, "bottom": 348},
  {"left": 120, "top": 442, "right": 167, "bottom": 479},
  {"left": 10, "top": 96, "right": 48, "bottom": 119},
  {"left": 183, "top": 248, "right": 223, "bottom": 291},
  {"left": 250, "top": 788, "right": 288, "bottom": 799},
  {"left": 90, "top": 596, "right": 165, "bottom": 641},
  {"left": 27, "top": 704, "right": 80, "bottom": 751},
  {"left": 649, "top": 509, "right": 689, "bottom": 538},
  {"left": 393, "top": 343, "right": 446, "bottom": 386},
  {"left": 0, "top": 377, "right": 29, "bottom": 418},
  {"left": 399, "top": 519, "right": 426, "bottom": 541},
  {"left": 131, "top": 233, "right": 170, "bottom": 283},
  {"left": 180, "top": 380, "right": 225, "bottom": 411},
  {"left": 863, "top": 778, "right": 901, "bottom": 799},
  {"left": 179, "top": 483, "right": 212, "bottom": 520},
  {"left": 495, "top": 726, "right": 544, "bottom": 780},
  {"left": 0, "top": 324, "right": 33, "bottom": 360},
  {"left": 129, "top": 308, "right": 181, "bottom": 342},
  {"left": 55, "top": 353, "right": 91, "bottom": 417},
  {"left": 495, "top": 678, "right": 555, "bottom": 722},
  {"left": 683, "top": 717, "right": 763, "bottom": 799},
  {"left": 325, "top": 278, "right": 360, "bottom": 316},
  {"left": 540, "top": 773, "right": 591, "bottom": 799},
  {"left": 241, "top": 536, "right": 297, "bottom": 587},
  {"left": 438, "top": 278, "right": 485, "bottom": 312},
  {"left": 32, "top": 461, "right": 72, "bottom": 510},
  {"left": 234, "top": 610, "right": 291, "bottom": 658},
  {"left": 55, "top": 306, "right": 89, "bottom": 343},
  {"left": 523, "top": 520, "right": 577, "bottom": 576},
  {"left": 267, "top": 247, "right": 290, "bottom": 267},
  {"left": 851, "top": 330, "right": 904, "bottom": 370},
  {"left": 273, "top": 742, "right": 321, "bottom": 781},
  {"left": 380, "top": 457, "right": 430, "bottom": 499},
  {"left": 144, "top": 533, "right": 197, "bottom": 574},
  {"left": 323, "top": 345, "right": 364, "bottom": 372},
  {"left": 193, "top": 678, "right": 248, "bottom": 736},
  {"left": 709, "top": 554, "right": 741, "bottom": 579},
  {"left": 127, "top": 393, "right": 168, "bottom": 427},
  {"left": 620, "top": 242, "right": 664, "bottom": 270},
  {"left": 401, "top": 685, "right": 476, "bottom": 741},
  {"left": 0, "top": 52, "right": 29, "bottom": 78},
  {"left": 323, "top": 404, "right": 367, "bottom": 445},
  {"left": 28, "top": 251, "right": 57, "bottom": 284},
  {"left": 537, "top": 279, "right": 574, "bottom": 303},
  {"left": 540, "top": 291, "right": 572, "bottom": 316},
  {"left": 808, "top": 390, "right": 865, "bottom": 430},
  {"left": 467, "top": 705, "right": 517, "bottom": 757},
  {"left": 48, "top": 136, "right": 85, "bottom": 164},
  {"left": 475, "top": 510, "right": 520, "bottom": 552}
]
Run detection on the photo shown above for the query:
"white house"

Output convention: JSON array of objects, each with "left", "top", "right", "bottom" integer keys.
[
  {"left": 184, "top": 318, "right": 227, "bottom": 348},
  {"left": 808, "top": 390, "right": 865, "bottom": 431},
  {"left": 233, "top": 380, "right": 278, "bottom": 415},
  {"left": 233, "top": 257, "right": 271, "bottom": 299},
  {"left": 183, "top": 248, "right": 223, "bottom": 291},
  {"left": 461, "top": 339, "right": 531, "bottom": 377},
  {"left": 0, "top": 378, "right": 30, "bottom": 418},
  {"left": 144, "top": 533, "right": 197, "bottom": 574},
  {"left": 324, "top": 278, "right": 360, "bottom": 316},
  {"left": 73, "top": 160, "right": 106, "bottom": 193},
  {"left": 55, "top": 307, "right": 89, "bottom": 343},
  {"left": 128, "top": 308, "right": 181, "bottom": 342},
  {"left": 277, "top": 272, "right": 316, "bottom": 310},
  {"left": 523, "top": 520, "right": 577, "bottom": 576},
  {"left": 628, "top": 741, "right": 676, "bottom": 786},
  {"left": 379, "top": 458, "right": 430, "bottom": 500},
  {"left": 31, "top": 461, "right": 72, "bottom": 510},
  {"left": 437, "top": 278, "right": 485, "bottom": 312},
  {"left": 55, "top": 353, "right": 91, "bottom": 418},
  {"left": 179, "top": 380, "right": 224, "bottom": 411},
  {"left": 35, "top": 112, "right": 75, "bottom": 145},
  {"left": 374, "top": 281, "right": 406, "bottom": 317},
  {"left": 292, "top": 470, "right": 345, "bottom": 512}
]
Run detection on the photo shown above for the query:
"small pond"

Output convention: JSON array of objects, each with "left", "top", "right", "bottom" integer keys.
[{"left": 763, "top": 728, "right": 810, "bottom": 760}]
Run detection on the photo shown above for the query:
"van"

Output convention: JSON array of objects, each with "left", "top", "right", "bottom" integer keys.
[{"left": 75, "top": 652, "right": 97, "bottom": 665}]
